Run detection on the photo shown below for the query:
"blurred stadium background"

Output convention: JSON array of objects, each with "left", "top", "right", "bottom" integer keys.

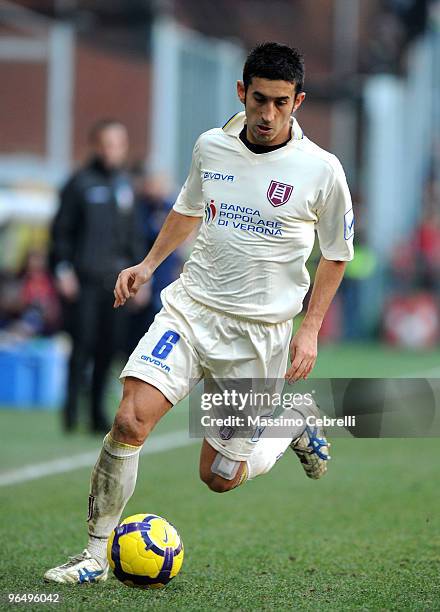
[{"left": 1, "top": 1, "right": 440, "bottom": 609}]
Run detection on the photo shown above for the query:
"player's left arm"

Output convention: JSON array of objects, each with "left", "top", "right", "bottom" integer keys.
[
  {"left": 285, "top": 257, "right": 346, "bottom": 383},
  {"left": 286, "top": 159, "right": 354, "bottom": 383}
]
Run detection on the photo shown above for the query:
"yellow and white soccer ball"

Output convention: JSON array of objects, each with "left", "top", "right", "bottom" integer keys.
[{"left": 107, "top": 513, "right": 184, "bottom": 588}]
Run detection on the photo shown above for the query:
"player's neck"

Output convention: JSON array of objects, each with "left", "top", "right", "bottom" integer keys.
[{"left": 240, "top": 127, "right": 291, "bottom": 154}]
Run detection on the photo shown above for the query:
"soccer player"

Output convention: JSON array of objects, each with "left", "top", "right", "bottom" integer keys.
[{"left": 45, "top": 42, "right": 354, "bottom": 584}]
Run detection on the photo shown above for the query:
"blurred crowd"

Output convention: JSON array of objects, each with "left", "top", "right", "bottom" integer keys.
[
  {"left": 0, "top": 249, "right": 61, "bottom": 339},
  {"left": 384, "top": 176, "right": 440, "bottom": 348}
]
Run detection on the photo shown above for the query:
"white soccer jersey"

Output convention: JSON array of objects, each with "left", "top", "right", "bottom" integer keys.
[{"left": 172, "top": 111, "right": 354, "bottom": 324}]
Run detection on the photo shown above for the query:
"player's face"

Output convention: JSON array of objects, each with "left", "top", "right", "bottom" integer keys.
[
  {"left": 237, "top": 77, "right": 305, "bottom": 146},
  {"left": 94, "top": 125, "right": 129, "bottom": 169}
]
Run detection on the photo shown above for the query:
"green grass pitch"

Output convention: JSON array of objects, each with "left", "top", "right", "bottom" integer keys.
[{"left": 1, "top": 343, "right": 440, "bottom": 611}]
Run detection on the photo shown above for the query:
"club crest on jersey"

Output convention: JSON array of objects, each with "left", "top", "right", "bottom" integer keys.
[
  {"left": 267, "top": 180, "right": 293, "bottom": 207},
  {"left": 204, "top": 199, "right": 217, "bottom": 224}
]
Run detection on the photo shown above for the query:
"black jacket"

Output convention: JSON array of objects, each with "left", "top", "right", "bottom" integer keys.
[{"left": 50, "top": 158, "right": 144, "bottom": 289}]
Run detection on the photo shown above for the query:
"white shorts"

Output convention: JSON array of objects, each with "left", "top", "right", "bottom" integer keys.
[{"left": 120, "top": 279, "right": 292, "bottom": 461}]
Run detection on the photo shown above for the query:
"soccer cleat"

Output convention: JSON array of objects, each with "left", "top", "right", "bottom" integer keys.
[
  {"left": 290, "top": 406, "right": 331, "bottom": 479},
  {"left": 44, "top": 549, "right": 108, "bottom": 585}
]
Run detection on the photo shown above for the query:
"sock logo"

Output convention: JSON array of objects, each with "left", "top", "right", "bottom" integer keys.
[{"left": 87, "top": 495, "right": 95, "bottom": 522}]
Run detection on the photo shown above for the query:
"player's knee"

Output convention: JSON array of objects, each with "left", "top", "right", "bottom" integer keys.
[
  {"left": 112, "top": 410, "right": 149, "bottom": 446},
  {"left": 199, "top": 454, "right": 243, "bottom": 493},
  {"left": 112, "top": 378, "right": 171, "bottom": 446},
  {"left": 200, "top": 471, "right": 235, "bottom": 493},
  {"left": 112, "top": 390, "right": 153, "bottom": 445}
]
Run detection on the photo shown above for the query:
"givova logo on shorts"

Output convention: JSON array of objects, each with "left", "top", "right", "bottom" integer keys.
[
  {"left": 141, "top": 355, "right": 171, "bottom": 372},
  {"left": 140, "top": 330, "right": 181, "bottom": 374}
]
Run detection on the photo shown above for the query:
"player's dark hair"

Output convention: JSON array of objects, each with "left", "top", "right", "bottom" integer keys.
[
  {"left": 243, "top": 42, "right": 305, "bottom": 95},
  {"left": 88, "top": 118, "right": 126, "bottom": 143}
]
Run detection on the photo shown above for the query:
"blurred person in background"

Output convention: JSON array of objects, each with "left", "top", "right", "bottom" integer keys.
[
  {"left": 50, "top": 119, "right": 145, "bottom": 434},
  {"left": 391, "top": 176, "right": 440, "bottom": 292},
  {"left": 414, "top": 181, "right": 440, "bottom": 293},
  {"left": 386, "top": 175, "right": 440, "bottom": 348},
  {"left": 17, "top": 249, "right": 61, "bottom": 337},
  {"left": 0, "top": 271, "right": 22, "bottom": 334},
  {"left": 0, "top": 250, "right": 60, "bottom": 339}
]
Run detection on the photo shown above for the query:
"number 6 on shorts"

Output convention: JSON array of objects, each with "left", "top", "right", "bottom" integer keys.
[{"left": 151, "top": 330, "right": 180, "bottom": 360}]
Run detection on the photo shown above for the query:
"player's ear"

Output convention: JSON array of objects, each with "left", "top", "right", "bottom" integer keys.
[
  {"left": 237, "top": 80, "right": 246, "bottom": 105},
  {"left": 292, "top": 91, "right": 306, "bottom": 113}
]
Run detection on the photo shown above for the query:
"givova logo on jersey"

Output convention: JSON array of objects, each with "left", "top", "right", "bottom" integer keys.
[
  {"left": 202, "top": 170, "right": 235, "bottom": 182},
  {"left": 204, "top": 200, "right": 217, "bottom": 224}
]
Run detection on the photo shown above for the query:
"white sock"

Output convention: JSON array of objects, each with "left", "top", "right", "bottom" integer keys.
[
  {"left": 87, "top": 433, "right": 142, "bottom": 568},
  {"left": 246, "top": 436, "right": 294, "bottom": 480},
  {"left": 246, "top": 405, "right": 310, "bottom": 481}
]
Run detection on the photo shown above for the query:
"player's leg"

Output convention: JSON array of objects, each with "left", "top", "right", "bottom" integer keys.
[
  {"left": 197, "top": 316, "right": 296, "bottom": 485},
  {"left": 44, "top": 377, "right": 172, "bottom": 584},
  {"left": 198, "top": 314, "right": 330, "bottom": 483},
  {"left": 246, "top": 435, "right": 298, "bottom": 479},
  {"left": 241, "top": 402, "right": 331, "bottom": 481},
  {"left": 243, "top": 398, "right": 331, "bottom": 481},
  {"left": 199, "top": 439, "right": 248, "bottom": 493},
  {"left": 199, "top": 435, "right": 302, "bottom": 491},
  {"left": 200, "top": 413, "right": 329, "bottom": 486},
  {"left": 45, "top": 281, "right": 203, "bottom": 584},
  {"left": 244, "top": 319, "right": 331, "bottom": 481},
  {"left": 87, "top": 377, "right": 172, "bottom": 560}
]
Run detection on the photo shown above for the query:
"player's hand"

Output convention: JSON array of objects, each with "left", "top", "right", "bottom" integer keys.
[
  {"left": 113, "top": 263, "right": 152, "bottom": 308},
  {"left": 285, "top": 325, "right": 318, "bottom": 383}
]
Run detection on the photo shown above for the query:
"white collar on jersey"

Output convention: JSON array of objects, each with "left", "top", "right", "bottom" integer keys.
[{"left": 222, "top": 110, "right": 304, "bottom": 141}]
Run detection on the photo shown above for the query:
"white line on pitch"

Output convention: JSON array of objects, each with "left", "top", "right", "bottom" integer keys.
[{"left": 0, "top": 430, "right": 197, "bottom": 488}]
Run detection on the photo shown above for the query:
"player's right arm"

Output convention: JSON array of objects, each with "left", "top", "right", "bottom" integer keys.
[{"left": 113, "top": 210, "right": 200, "bottom": 308}]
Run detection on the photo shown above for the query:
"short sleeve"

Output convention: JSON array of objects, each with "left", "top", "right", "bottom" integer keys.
[
  {"left": 173, "top": 139, "right": 204, "bottom": 217},
  {"left": 316, "top": 161, "right": 354, "bottom": 261}
]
